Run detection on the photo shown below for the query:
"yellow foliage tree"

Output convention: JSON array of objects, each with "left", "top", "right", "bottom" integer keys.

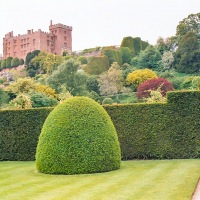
[
  {"left": 126, "top": 69, "right": 158, "bottom": 89},
  {"left": 6, "top": 78, "right": 57, "bottom": 98}
]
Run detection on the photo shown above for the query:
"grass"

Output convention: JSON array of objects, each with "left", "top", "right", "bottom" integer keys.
[{"left": 0, "top": 159, "right": 199, "bottom": 200}]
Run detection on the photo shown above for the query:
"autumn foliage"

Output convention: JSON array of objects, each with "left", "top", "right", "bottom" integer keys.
[{"left": 136, "top": 77, "right": 174, "bottom": 99}]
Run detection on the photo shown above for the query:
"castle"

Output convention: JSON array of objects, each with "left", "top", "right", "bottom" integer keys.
[{"left": 3, "top": 20, "right": 72, "bottom": 60}]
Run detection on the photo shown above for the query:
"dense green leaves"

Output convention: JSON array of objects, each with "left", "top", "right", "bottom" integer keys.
[
  {"left": 36, "top": 97, "right": 121, "bottom": 174},
  {"left": 1, "top": 91, "right": 199, "bottom": 161},
  {"left": 174, "top": 32, "right": 200, "bottom": 73}
]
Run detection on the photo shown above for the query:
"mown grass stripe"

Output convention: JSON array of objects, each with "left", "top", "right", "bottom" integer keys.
[{"left": 0, "top": 160, "right": 200, "bottom": 200}]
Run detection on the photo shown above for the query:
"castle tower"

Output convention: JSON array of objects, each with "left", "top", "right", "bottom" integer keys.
[{"left": 49, "top": 20, "right": 72, "bottom": 55}]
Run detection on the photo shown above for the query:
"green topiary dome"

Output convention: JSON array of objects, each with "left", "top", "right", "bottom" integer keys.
[{"left": 35, "top": 96, "right": 121, "bottom": 174}]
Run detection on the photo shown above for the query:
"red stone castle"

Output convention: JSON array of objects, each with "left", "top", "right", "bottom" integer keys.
[{"left": 3, "top": 20, "right": 72, "bottom": 60}]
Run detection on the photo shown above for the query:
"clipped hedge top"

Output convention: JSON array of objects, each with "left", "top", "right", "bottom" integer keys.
[{"left": 36, "top": 96, "right": 121, "bottom": 175}]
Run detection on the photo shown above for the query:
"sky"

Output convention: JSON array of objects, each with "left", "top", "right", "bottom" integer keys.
[{"left": 0, "top": 0, "right": 200, "bottom": 55}]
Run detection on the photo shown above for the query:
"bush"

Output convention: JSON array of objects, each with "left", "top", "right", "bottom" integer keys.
[
  {"left": 36, "top": 97, "right": 121, "bottom": 174},
  {"left": 136, "top": 77, "right": 174, "bottom": 99},
  {"left": 9, "top": 94, "right": 32, "bottom": 109},
  {"left": 102, "top": 98, "right": 113, "bottom": 105},
  {"left": 180, "top": 76, "right": 200, "bottom": 90},
  {"left": 30, "top": 92, "right": 58, "bottom": 108},
  {"left": 126, "top": 69, "right": 158, "bottom": 90}
]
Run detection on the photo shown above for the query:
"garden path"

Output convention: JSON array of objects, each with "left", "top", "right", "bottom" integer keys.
[{"left": 192, "top": 179, "right": 200, "bottom": 200}]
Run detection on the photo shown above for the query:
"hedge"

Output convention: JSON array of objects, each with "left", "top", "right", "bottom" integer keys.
[
  {"left": 0, "top": 91, "right": 199, "bottom": 161},
  {"left": 0, "top": 108, "right": 52, "bottom": 161}
]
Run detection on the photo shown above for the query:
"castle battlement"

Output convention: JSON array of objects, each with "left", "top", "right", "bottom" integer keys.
[
  {"left": 50, "top": 23, "right": 72, "bottom": 31},
  {"left": 2, "top": 20, "right": 72, "bottom": 59}
]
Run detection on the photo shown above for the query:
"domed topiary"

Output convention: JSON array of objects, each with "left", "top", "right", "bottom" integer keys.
[
  {"left": 36, "top": 96, "right": 121, "bottom": 175},
  {"left": 102, "top": 97, "right": 113, "bottom": 105}
]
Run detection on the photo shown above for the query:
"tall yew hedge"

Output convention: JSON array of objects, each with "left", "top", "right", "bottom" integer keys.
[{"left": 0, "top": 91, "right": 199, "bottom": 161}]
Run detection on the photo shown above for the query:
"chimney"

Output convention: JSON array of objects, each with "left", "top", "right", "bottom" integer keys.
[{"left": 50, "top": 20, "right": 53, "bottom": 26}]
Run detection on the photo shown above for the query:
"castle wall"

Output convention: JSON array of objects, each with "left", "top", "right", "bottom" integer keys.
[{"left": 2, "top": 21, "right": 72, "bottom": 60}]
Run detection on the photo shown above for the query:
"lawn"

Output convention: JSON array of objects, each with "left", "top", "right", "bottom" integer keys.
[{"left": 0, "top": 159, "right": 199, "bottom": 200}]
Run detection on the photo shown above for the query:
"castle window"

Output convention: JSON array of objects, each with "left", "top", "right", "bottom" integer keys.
[
  {"left": 14, "top": 40, "right": 17, "bottom": 44},
  {"left": 47, "top": 40, "right": 49, "bottom": 46},
  {"left": 33, "top": 39, "right": 36, "bottom": 46},
  {"left": 64, "top": 36, "right": 67, "bottom": 41},
  {"left": 55, "top": 30, "right": 57, "bottom": 34}
]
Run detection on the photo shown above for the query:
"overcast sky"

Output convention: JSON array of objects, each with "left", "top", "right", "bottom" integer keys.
[{"left": 0, "top": 0, "right": 200, "bottom": 55}]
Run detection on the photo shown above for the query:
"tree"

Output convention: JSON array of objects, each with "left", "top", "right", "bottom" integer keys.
[
  {"left": 98, "top": 62, "right": 125, "bottom": 96},
  {"left": 126, "top": 68, "right": 158, "bottom": 90},
  {"left": 84, "top": 56, "right": 109, "bottom": 75},
  {"left": 11, "top": 57, "right": 20, "bottom": 67},
  {"left": 120, "top": 47, "right": 133, "bottom": 64},
  {"left": 161, "top": 51, "right": 174, "bottom": 71},
  {"left": 86, "top": 76, "right": 100, "bottom": 94},
  {"left": 25, "top": 50, "right": 40, "bottom": 65},
  {"left": 136, "top": 77, "right": 174, "bottom": 99},
  {"left": 103, "top": 49, "right": 122, "bottom": 66},
  {"left": 6, "top": 57, "right": 13, "bottom": 68},
  {"left": 176, "top": 13, "right": 200, "bottom": 39},
  {"left": 5, "top": 77, "right": 56, "bottom": 98},
  {"left": 174, "top": 32, "right": 200, "bottom": 73},
  {"left": 134, "top": 46, "right": 162, "bottom": 69},
  {"left": 1, "top": 60, "right": 6, "bottom": 69},
  {"left": 46, "top": 59, "right": 87, "bottom": 95}
]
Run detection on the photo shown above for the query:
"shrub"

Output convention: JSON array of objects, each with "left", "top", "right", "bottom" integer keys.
[
  {"left": 36, "top": 97, "right": 121, "bottom": 174},
  {"left": 9, "top": 94, "right": 32, "bottom": 109},
  {"left": 30, "top": 92, "right": 58, "bottom": 108},
  {"left": 136, "top": 77, "right": 174, "bottom": 99},
  {"left": 180, "top": 76, "right": 200, "bottom": 90},
  {"left": 102, "top": 98, "right": 113, "bottom": 105},
  {"left": 126, "top": 69, "right": 158, "bottom": 90}
]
